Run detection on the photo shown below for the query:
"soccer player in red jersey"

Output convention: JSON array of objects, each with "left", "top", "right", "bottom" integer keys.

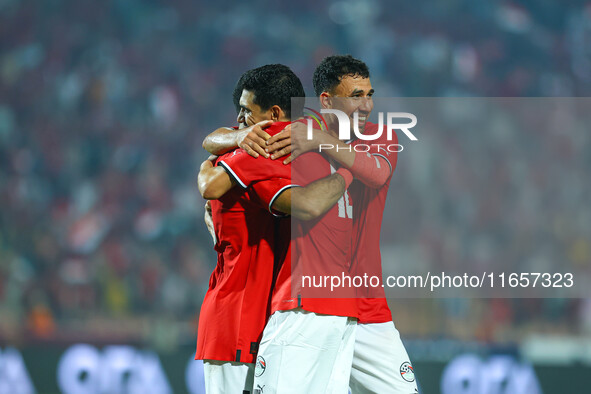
[
  {"left": 196, "top": 64, "right": 352, "bottom": 394},
  {"left": 203, "top": 89, "right": 362, "bottom": 394},
  {"left": 203, "top": 57, "right": 413, "bottom": 392},
  {"left": 249, "top": 129, "right": 361, "bottom": 394},
  {"left": 264, "top": 55, "right": 418, "bottom": 393}
]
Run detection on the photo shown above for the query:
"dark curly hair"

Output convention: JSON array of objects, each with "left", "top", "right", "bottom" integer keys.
[
  {"left": 313, "top": 55, "right": 370, "bottom": 96},
  {"left": 238, "top": 64, "right": 305, "bottom": 118}
]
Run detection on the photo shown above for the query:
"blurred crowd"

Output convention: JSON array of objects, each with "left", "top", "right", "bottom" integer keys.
[{"left": 1, "top": 0, "right": 590, "bottom": 349}]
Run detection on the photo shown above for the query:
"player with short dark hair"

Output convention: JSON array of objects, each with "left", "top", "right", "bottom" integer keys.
[
  {"left": 316, "top": 54, "right": 417, "bottom": 393},
  {"left": 312, "top": 54, "right": 370, "bottom": 96},
  {"left": 248, "top": 56, "right": 398, "bottom": 393},
  {"left": 266, "top": 54, "right": 419, "bottom": 393},
  {"left": 201, "top": 56, "right": 416, "bottom": 392},
  {"left": 202, "top": 65, "right": 366, "bottom": 393},
  {"left": 195, "top": 63, "right": 353, "bottom": 393},
  {"left": 239, "top": 64, "right": 305, "bottom": 119}
]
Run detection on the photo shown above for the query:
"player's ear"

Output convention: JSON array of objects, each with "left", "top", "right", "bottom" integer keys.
[
  {"left": 320, "top": 92, "right": 332, "bottom": 109},
  {"left": 270, "top": 105, "right": 282, "bottom": 121}
]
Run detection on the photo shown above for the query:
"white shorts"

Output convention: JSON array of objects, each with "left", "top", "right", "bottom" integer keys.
[
  {"left": 252, "top": 308, "right": 356, "bottom": 394},
  {"left": 349, "top": 322, "right": 418, "bottom": 393},
  {"left": 203, "top": 360, "right": 254, "bottom": 393}
]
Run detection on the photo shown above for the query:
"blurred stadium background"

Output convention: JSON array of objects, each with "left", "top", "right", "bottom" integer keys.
[{"left": 1, "top": 0, "right": 590, "bottom": 392}]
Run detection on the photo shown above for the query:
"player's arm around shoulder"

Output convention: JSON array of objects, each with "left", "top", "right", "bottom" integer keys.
[
  {"left": 266, "top": 121, "right": 391, "bottom": 188},
  {"left": 202, "top": 120, "right": 274, "bottom": 157},
  {"left": 197, "top": 156, "right": 236, "bottom": 200}
]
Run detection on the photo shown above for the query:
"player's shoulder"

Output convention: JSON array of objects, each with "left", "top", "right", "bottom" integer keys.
[
  {"left": 219, "top": 148, "right": 247, "bottom": 162},
  {"left": 265, "top": 121, "right": 291, "bottom": 137}
]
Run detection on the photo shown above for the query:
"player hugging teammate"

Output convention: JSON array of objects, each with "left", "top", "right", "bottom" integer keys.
[{"left": 196, "top": 56, "right": 418, "bottom": 393}]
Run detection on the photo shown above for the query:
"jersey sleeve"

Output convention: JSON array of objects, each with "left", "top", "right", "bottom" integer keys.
[
  {"left": 372, "top": 150, "right": 394, "bottom": 174},
  {"left": 218, "top": 149, "right": 291, "bottom": 188},
  {"left": 250, "top": 178, "right": 297, "bottom": 216},
  {"left": 371, "top": 128, "right": 399, "bottom": 175}
]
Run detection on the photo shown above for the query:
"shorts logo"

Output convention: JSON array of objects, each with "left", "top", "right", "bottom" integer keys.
[
  {"left": 255, "top": 356, "right": 266, "bottom": 377},
  {"left": 400, "top": 361, "right": 415, "bottom": 382}
]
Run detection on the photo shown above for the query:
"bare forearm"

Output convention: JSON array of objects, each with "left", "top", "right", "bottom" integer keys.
[
  {"left": 273, "top": 173, "right": 348, "bottom": 220},
  {"left": 202, "top": 127, "right": 240, "bottom": 155},
  {"left": 203, "top": 121, "right": 273, "bottom": 158},
  {"left": 292, "top": 173, "right": 347, "bottom": 219}
]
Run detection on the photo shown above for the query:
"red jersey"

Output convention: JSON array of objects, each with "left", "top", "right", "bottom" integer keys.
[
  {"left": 349, "top": 121, "right": 398, "bottom": 324},
  {"left": 270, "top": 152, "right": 358, "bottom": 318},
  {"left": 196, "top": 122, "right": 293, "bottom": 363}
]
